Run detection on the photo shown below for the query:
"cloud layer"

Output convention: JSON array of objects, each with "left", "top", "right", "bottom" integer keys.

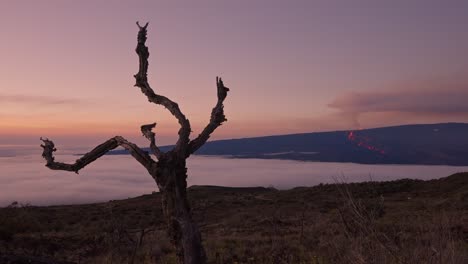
[
  {"left": 0, "top": 94, "right": 83, "bottom": 106},
  {"left": 1, "top": 151, "right": 467, "bottom": 206},
  {"left": 328, "top": 78, "right": 468, "bottom": 128}
]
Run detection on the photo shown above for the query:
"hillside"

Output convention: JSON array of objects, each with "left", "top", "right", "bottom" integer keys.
[
  {"left": 1, "top": 173, "right": 467, "bottom": 263},
  {"left": 109, "top": 123, "right": 468, "bottom": 166},
  {"left": 196, "top": 123, "right": 468, "bottom": 165}
]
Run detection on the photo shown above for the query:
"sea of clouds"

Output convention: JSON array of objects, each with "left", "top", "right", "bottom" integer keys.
[{"left": 1, "top": 145, "right": 467, "bottom": 206}]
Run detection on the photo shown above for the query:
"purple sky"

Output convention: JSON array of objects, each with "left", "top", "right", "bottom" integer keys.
[{"left": 1, "top": 0, "right": 468, "bottom": 148}]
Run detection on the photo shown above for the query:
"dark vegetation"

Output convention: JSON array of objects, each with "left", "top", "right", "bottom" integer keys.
[
  {"left": 110, "top": 123, "right": 468, "bottom": 166},
  {"left": 1, "top": 173, "right": 467, "bottom": 264}
]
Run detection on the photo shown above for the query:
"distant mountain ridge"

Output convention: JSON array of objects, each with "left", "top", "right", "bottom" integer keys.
[{"left": 109, "top": 123, "right": 468, "bottom": 166}]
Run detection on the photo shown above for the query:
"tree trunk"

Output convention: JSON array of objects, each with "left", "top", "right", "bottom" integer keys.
[
  {"left": 155, "top": 157, "right": 206, "bottom": 264},
  {"left": 41, "top": 23, "right": 229, "bottom": 264}
]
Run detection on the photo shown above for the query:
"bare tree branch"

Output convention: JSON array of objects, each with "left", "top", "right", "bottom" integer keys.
[
  {"left": 141, "top": 122, "right": 162, "bottom": 159},
  {"left": 40, "top": 136, "right": 155, "bottom": 173},
  {"left": 134, "top": 22, "right": 191, "bottom": 155},
  {"left": 188, "top": 77, "right": 229, "bottom": 155},
  {"left": 38, "top": 23, "right": 228, "bottom": 263}
]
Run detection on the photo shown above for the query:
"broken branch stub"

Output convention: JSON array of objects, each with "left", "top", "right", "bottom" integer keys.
[{"left": 141, "top": 122, "right": 162, "bottom": 159}]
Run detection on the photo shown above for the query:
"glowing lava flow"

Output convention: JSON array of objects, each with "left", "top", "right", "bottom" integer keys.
[{"left": 347, "top": 131, "right": 385, "bottom": 155}]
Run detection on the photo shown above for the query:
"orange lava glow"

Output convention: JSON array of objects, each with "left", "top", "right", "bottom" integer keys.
[{"left": 347, "top": 131, "right": 385, "bottom": 155}]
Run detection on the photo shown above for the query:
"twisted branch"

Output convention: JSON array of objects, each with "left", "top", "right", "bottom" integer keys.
[
  {"left": 40, "top": 136, "right": 155, "bottom": 173},
  {"left": 188, "top": 77, "right": 229, "bottom": 155},
  {"left": 134, "top": 22, "right": 191, "bottom": 156},
  {"left": 40, "top": 23, "right": 229, "bottom": 175}
]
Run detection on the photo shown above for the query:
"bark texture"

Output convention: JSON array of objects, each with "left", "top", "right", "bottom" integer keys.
[{"left": 40, "top": 22, "right": 229, "bottom": 264}]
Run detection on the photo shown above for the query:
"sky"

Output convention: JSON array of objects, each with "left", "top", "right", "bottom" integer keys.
[{"left": 1, "top": 0, "right": 468, "bottom": 148}]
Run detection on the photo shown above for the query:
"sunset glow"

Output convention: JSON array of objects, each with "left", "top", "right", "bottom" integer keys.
[{"left": 1, "top": 1, "right": 468, "bottom": 147}]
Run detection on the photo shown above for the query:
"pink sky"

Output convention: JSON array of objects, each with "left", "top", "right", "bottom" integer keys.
[{"left": 1, "top": 0, "right": 468, "bottom": 147}]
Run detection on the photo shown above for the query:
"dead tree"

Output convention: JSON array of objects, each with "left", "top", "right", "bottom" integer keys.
[{"left": 40, "top": 22, "right": 229, "bottom": 264}]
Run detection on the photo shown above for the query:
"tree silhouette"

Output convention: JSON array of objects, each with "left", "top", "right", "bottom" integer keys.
[{"left": 40, "top": 22, "right": 229, "bottom": 264}]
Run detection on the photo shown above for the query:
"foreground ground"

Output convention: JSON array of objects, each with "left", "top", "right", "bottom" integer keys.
[{"left": 1, "top": 173, "right": 467, "bottom": 264}]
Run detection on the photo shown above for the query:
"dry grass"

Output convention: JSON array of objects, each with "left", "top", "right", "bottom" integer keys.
[{"left": 1, "top": 173, "right": 467, "bottom": 263}]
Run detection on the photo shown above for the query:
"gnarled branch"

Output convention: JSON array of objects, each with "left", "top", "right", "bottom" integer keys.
[
  {"left": 134, "top": 22, "right": 191, "bottom": 156},
  {"left": 40, "top": 136, "right": 155, "bottom": 173},
  {"left": 141, "top": 122, "right": 162, "bottom": 159},
  {"left": 188, "top": 77, "right": 229, "bottom": 155}
]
